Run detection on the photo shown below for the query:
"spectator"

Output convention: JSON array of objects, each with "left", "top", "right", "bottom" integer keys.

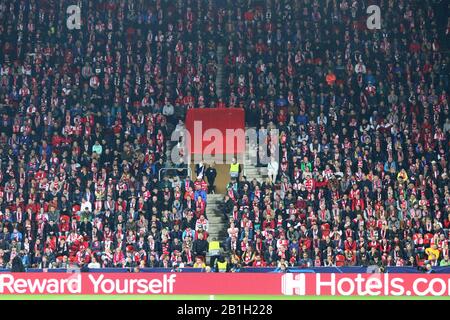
[
  {"left": 10, "top": 255, "right": 25, "bottom": 272},
  {"left": 88, "top": 255, "right": 101, "bottom": 269},
  {"left": 439, "top": 255, "right": 450, "bottom": 267},
  {"left": 205, "top": 163, "right": 217, "bottom": 194},
  {"left": 192, "top": 232, "right": 208, "bottom": 258},
  {"left": 267, "top": 156, "right": 279, "bottom": 183}
]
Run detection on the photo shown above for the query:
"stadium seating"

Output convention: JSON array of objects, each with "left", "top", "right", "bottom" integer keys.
[
  {"left": 217, "top": 0, "right": 449, "bottom": 269},
  {"left": 0, "top": 0, "right": 449, "bottom": 271}
]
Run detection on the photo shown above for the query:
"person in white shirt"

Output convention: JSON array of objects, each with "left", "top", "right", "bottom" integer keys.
[
  {"left": 354, "top": 61, "right": 367, "bottom": 74},
  {"left": 81, "top": 198, "right": 92, "bottom": 213},
  {"left": 267, "top": 156, "right": 279, "bottom": 183},
  {"left": 88, "top": 256, "right": 101, "bottom": 269}
]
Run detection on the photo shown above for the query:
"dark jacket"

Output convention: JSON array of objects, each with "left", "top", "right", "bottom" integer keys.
[{"left": 192, "top": 239, "right": 208, "bottom": 256}]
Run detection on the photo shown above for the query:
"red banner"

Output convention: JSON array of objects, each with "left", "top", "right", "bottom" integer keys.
[
  {"left": 1, "top": 273, "right": 450, "bottom": 296},
  {"left": 185, "top": 108, "right": 245, "bottom": 156}
]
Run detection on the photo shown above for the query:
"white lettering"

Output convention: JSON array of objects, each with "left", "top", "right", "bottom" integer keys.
[
  {"left": 316, "top": 274, "right": 335, "bottom": 295},
  {"left": 67, "top": 275, "right": 82, "bottom": 294},
  {"left": 281, "top": 273, "right": 306, "bottom": 295},
  {"left": 27, "top": 278, "right": 48, "bottom": 293},
  {"left": 88, "top": 274, "right": 104, "bottom": 294},
  {"left": 101, "top": 279, "right": 115, "bottom": 294},
  {"left": 66, "top": 5, "right": 81, "bottom": 30},
  {"left": 166, "top": 274, "right": 176, "bottom": 293},
  {"left": 337, "top": 278, "right": 355, "bottom": 296},
  {"left": 149, "top": 279, "right": 162, "bottom": 293},
  {"left": 413, "top": 278, "right": 429, "bottom": 296},
  {"left": 428, "top": 278, "right": 446, "bottom": 296},
  {"left": 389, "top": 278, "right": 404, "bottom": 296},
  {"left": 0, "top": 274, "right": 14, "bottom": 293},
  {"left": 366, "top": 5, "right": 381, "bottom": 30},
  {"left": 364, "top": 277, "right": 382, "bottom": 296},
  {"left": 13, "top": 278, "right": 27, "bottom": 294}
]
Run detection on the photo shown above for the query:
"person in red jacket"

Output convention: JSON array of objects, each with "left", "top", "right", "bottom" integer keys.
[
  {"left": 252, "top": 254, "right": 267, "bottom": 267},
  {"left": 344, "top": 236, "right": 357, "bottom": 256},
  {"left": 113, "top": 247, "right": 125, "bottom": 267}
]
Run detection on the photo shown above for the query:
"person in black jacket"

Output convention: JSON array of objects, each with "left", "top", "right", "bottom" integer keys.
[
  {"left": 264, "top": 245, "right": 278, "bottom": 267},
  {"left": 169, "top": 237, "right": 183, "bottom": 253},
  {"left": 43, "top": 220, "right": 60, "bottom": 239},
  {"left": 79, "top": 217, "right": 93, "bottom": 238},
  {"left": 192, "top": 233, "right": 208, "bottom": 258},
  {"left": 181, "top": 214, "right": 196, "bottom": 230},
  {"left": 222, "top": 195, "right": 234, "bottom": 220},
  {"left": 195, "top": 161, "right": 206, "bottom": 179},
  {"left": 11, "top": 255, "right": 25, "bottom": 272},
  {"left": 205, "top": 163, "right": 217, "bottom": 194},
  {"left": 56, "top": 238, "right": 69, "bottom": 258}
]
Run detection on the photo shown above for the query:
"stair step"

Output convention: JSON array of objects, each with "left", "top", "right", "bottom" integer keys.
[
  {"left": 216, "top": 44, "right": 226, "bottom": 98},
  {"left": 208, "top": 215, "right": 224, "bottom": 219},
  {"left": 207, "top": 207, "right": 222, "bottom": 211},
  {"left": 208, "top": 222, "right": 224, "bottom": 227},
  {"left": 207, "top": 195, "right": 224, "bottom": 199}
]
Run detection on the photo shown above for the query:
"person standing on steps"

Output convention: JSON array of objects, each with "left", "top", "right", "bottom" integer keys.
[
  {"left": 267, "top": 156, "right": 279, "bottom": 183},
  {"left": 205, "top": 163, "right": 217, "bottom": 194},
  {"left": 229, "top": 157, "right": 240, "bottom": 181},
  {"left": 195, "top": 160, "right": 206, "bottom": 179},
  {"left": 208, "top": 237, "right": 221, "bottom": 268}
]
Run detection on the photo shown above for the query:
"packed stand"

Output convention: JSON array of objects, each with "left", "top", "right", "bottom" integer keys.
[
  {"left": 220, "top": 0, "right": 450, "bottom": 269},
  {"left": 0, "top": 0, "right": 220, "bottom": 269}
]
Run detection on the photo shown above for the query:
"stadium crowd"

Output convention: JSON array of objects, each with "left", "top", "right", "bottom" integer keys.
[
  {"left": 0, "top": 0, "right": 449, "bottom": 271},
  {"left": 0, "top": 0, "right": 218, "bottom": 269},
  {"left": 221, "top": 0, "right": 450, "bottom": 269}
]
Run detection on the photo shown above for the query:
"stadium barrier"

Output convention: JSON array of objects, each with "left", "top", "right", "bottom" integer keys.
[{"left": 1, "top": 266, "right": 450, "bottom": 273}]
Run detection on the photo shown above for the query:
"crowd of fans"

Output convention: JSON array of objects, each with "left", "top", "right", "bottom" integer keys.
[
  {"left": 220, "top": 0, "right": 450, "bottom": 269},
  {"left": 0, "top": 0, "right": 219, "bottom": 269},
  {"left": 0, "top": 0, "right": 449, "bottom": 271}
]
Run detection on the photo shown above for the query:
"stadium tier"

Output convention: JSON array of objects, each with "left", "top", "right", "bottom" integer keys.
[{"left": 0, "top": 0, "right": 449, "bottom": 275}]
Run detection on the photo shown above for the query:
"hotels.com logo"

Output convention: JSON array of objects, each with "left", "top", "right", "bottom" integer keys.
[
  {"left": 281, "top": 273, "right": 450, "bottom": 296},
  {"left": 281, "top": 274, "right": 306, "bottom": 295}
]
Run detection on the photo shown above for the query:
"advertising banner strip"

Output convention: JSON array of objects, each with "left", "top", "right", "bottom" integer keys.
[{"left": 0, "top": 273, "right": 450, "bottom": 296}]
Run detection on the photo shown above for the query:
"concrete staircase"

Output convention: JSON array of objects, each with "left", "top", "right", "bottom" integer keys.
[
  {"left": 205, "top": 193, "right": 228, "bottom": 264},
  {"left": 242, "top": 127, "right": 268, "bottom": 183},
  {"left": 206, "top": 193, "right": 227, "bottom": 242},
  {"left": 215, "top": 44, "right": 226, "bottom": 99}
]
